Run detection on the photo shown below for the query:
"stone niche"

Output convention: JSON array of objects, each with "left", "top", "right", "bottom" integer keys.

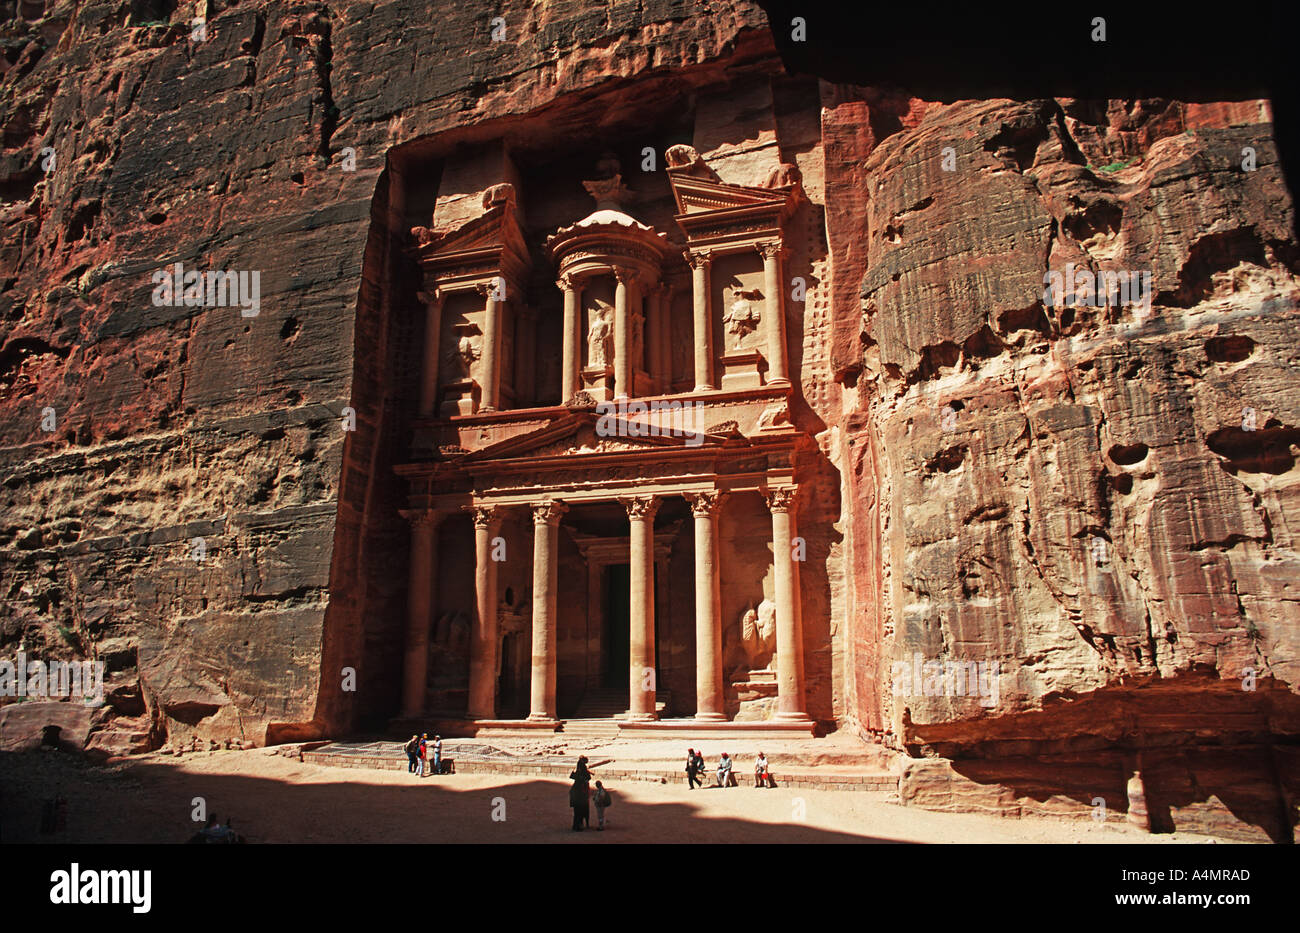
[{"left": 711, "top": 251, "right": 769, "bottom": 390}]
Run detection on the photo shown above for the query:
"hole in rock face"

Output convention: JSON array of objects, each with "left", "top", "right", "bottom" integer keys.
[
  {"left": 146, "top": 211, "right": 166, "bottom": 225},
  {"left": 925, "top": 444, "right": 968, "bottom": 474},
  {"left": 290, "top": 172, "right": 305, "bottom": 185},
  {"left": 1109, "top": 442, "right": 1149, "bottom": 466},
  {"left": 280, "top": 317, "right": 301, "bottom": 340},
  {"left": 1111, "top": 473, "right": 1134, "bottom": 494},
  {"left": 1206, "top": 424, "right": 1300, "bottom": 475},
  {"left": 1205, "top": 334, "right": 1256, "bottom": 363}
]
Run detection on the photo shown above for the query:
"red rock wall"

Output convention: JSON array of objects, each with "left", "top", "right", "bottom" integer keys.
[{"left": 2, "top": 1, "right": 1296, "bottom": 838}]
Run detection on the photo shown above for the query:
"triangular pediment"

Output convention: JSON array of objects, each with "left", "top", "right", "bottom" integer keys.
[
  {"left": 667, "top": 173, "right": 790, "bottom": 217},
  {"left": 462, "top": 411, "right": 733, "bottom": 464}
]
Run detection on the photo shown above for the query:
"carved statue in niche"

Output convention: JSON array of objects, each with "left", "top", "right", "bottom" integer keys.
[
  {"left": 587, "top": 302, "right": 613, "bottom": 368},
  {"left": 454, "top": 334, "right": 481, "bottom": 374},
  {"left": 740, "top": 598, "right": 777, "bottom": 671},
  {"left": 723, "top": 288, "right": 763, "bottom": 348},
  {"left": 630, "top": 309, "right": 644, "bottom": 368},
  {"left": 436, "top": 610, "right": 471, "bottom": 652}
]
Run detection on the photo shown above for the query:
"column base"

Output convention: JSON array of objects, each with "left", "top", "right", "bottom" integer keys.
[
  {"left": 624, "top": 711, "right": 658, "bottom": 722},
  {"left": 693, "top": 712, "right": 728, "bottom": 722},
  {"left": 774, "top": 711, "right": 812, "bottom": 723},
  {"left": 526, "top": 713, "right": 559, "bottom": 725},
  {"left": 692, "top": 384, "right": 717, "bottom": 393}
]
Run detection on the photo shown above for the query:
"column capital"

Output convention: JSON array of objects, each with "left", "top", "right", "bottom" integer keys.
[
  {"left": 684, "top": 490, "right": 727, "bottom": 517},
  {"left": 686, "top": 249, "right": 713, "bottom": 270},
  {"left": 621, "top": 495, "right": 660, "bottom": 521},
  {"left": 416, "top": 288, "right": 446, "bottom": 309},
  {"left": 399, "top": 508, "right": 444, "bottom": 527},
  {"left": 466, "top": 503, "right": 502, "bottom": 528},
  {"left": 763, "top": 486, "right": 797, "bottom": 513},
  {"left": 613, "top": 266, "right": 639, "bottom": 287},
  {"left": 475, "top": 277, "right": 506, "bottom": 299},
  {"left": 558, "top": 271, "right": 584, "bottom": 291},
  {"left": 531, "top": 499, "right": 569, "bottom": 526},
  {"left": 757, "top": 240, "right": 786, "bottom": 262}
]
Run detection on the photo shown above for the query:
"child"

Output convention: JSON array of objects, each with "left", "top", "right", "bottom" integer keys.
[{"left": 592, "top": 781, "right": 612, "bottom": 830}]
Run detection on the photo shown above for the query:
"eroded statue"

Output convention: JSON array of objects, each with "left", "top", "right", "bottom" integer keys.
[
  {"left": 587, "top": 303, "right": 613, "bottom": 368},
  {"left": 723, "top": 288, "right": 762, "bottom": 348},
  {"left": 741, "top": 598, "right": 777, "bottom": 670}
]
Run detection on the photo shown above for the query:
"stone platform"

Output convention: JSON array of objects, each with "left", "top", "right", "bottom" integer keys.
[{"left": 299, "top": 737, "right": 898, "bottom": 792}]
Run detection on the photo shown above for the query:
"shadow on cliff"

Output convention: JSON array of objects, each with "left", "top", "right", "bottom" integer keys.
[{"left": 0, "top": 751, "right": 900, "bottom": 845}]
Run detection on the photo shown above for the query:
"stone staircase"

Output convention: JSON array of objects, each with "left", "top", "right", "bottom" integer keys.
[{"left": 560, "top": 687, "right": 671, "bottom": 741}]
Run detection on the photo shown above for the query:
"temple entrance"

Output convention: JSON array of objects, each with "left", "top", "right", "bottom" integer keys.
[{"left": 602, "top": 564, "right": 630, "bottom": 688}]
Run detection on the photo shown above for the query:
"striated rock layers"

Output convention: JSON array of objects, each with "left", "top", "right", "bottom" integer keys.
[{"left": 1, "top": 2, "right": 1296, "bottom": 840}]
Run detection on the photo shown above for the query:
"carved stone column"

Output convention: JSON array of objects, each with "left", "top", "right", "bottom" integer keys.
[
  {"left": 686, "top": 492, "right": 726, "bottom": 721},
  {"left": 759, "top": 241, "right": 789, "bottom": 385},
  {"left": 623, "top": 495, "right": 660, "bottom": 720},
  {"left": 416, "top": 289, "right": 446, "bottom": 418},
  {"left": 614, "top": 268, "right": 634, "bottom": 399},
  {"left": 657, "top": 284, "right": 674, "bottom": 392},
  {"left": 647, "top": 286, "right": 664, "bottom": 391},
  {"left": 400, "top": 508, "right": 442, "bottom": 717},
  {"left": 689, "top": 251, "right": 715, "bottom": 391},
  {"left": 478, "top": 280, "right": 502, "bottom": 411},
  {"left": 765, "top": 487, "right": 808, "bottom": 720},
  {"left": 559, "top": 273, "right": 582, "bottom": 403},
  {"left": 467, "top": 504, "right": 502, "bottom": 720},
  {"left": 528, "top": 499, "right": 567, "bottom": 722}
]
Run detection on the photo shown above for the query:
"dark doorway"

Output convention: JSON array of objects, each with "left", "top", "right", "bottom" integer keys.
[
  {"left": 603, "top": 564, "right": 630, "bottom": 687},
  {"left": 498, "top": 633, "right": 526, "bottom": 719}
]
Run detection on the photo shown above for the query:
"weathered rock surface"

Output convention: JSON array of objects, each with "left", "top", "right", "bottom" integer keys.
[{"left": 1, "top": 2, "right": 1296, "bottom": 840}]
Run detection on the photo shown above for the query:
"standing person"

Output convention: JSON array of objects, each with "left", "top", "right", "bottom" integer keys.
[
  {"left": 418, "top": 733, "right": 429, "bottom": 777},
  {"left": 754, "top": 752, "right": 773, "bottom": 788},
  {"left": 693, "top": 748, "right": 705, "bottom": 780},
  {"left": 569, "top": 777, "right": 590, "bottom": 831},
  {"left": 685, "top": 748, "right": 701, "bottom": 789},
  {"left": 569, "top": 756, "right": 593, "bottom": 830},
  {"left": 404, "top": 735, "right": 420, "bottom": 774},
  {"left": 592, "top": 781, "right": 612, "bottom": 830},
  {"left": 432, "top": 735, "right": 443, "bottom": 775}
]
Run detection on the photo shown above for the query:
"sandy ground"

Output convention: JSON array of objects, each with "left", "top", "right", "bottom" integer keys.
[{"left": 2, "top": 746, "right": 1233, "bottom": 844}]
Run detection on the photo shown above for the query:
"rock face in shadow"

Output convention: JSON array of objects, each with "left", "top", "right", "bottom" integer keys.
[{"left": 1, "top": 2, "right": 1296, "bottom": 841}]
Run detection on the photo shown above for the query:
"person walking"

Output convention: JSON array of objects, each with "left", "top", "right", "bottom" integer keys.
[
  {"left": 418, "top": 733, "right": 429, "bottom": 777},
  {"left": 432, "top": 735, "right": 443, "bottom": 775},
  {"left": 404, "top": 734, "right": 420, "bottom": 774},
  {"left": 592, "top": 781, "right": 612, "bottom": 830},
  {"left": 685, "top": 748, "right": 701, "bottom": 789}
]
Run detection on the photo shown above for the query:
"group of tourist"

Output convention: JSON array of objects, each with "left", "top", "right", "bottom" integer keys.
[
  {"left": 568, "top": 755, "right": 613, "bottom": 831},
  {"left": 685, "top": 748, "right": 776, "bottom": 788},
  {"left": 403, "top": 733, "right": 443, "bottom": 777}
]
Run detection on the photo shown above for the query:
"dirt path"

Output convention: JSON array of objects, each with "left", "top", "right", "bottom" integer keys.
[{"left": 1, "top": 748, "right": 1230, "bottom": 844}]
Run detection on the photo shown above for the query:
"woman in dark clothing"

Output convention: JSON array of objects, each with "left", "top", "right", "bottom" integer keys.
[{"left": 569, "top": 756, "right": 593, "bottom": 830}]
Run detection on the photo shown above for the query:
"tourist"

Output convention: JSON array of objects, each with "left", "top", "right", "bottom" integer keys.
[
  {"left": 404, "top": 734, "right": 420, "bottom": 774},
  {"left": 569, "top": 777, "right": 590, "bottom": 831},
  {"left": 570, "top": 756, "right": 593, "bottom": 830},
  {"left": 754, "top": 752, "right": 774, "bottom": 788},
  {"left": 685, "top": 747, "right": 701, "bottom": 789},
  {"left": 693, "top": 748, "right": 705, "bottom": 778},
  {"left": 716, "top": 752, "right": 734, "bottom": 787},
  {"left": 419, "top": 733, "right": 429, "bottom": 777},
  {"left": 432, "top": 734, "right": 443, "bottom": 775},
  {"left": 592, "top": 781, "right": 612, "bottom": 830}
]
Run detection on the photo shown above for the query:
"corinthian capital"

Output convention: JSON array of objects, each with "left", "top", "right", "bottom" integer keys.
[
  {"left": 686, "top": 249, "right": 713, "bottom": 271},
  {"left": 467, "top": 504, "right": 501, "bottom": 528},
  {"left": 531, "top": 499, "right": 569, "bottom": 526},
  {"left": 684, "top": 491, "right": 727, "bottom": 517},
  {"left": 757, "top": 240, "right": 786, "bottom": 262},
  {"left": 621, "top": 495, "right": 660, "bottom": 521},
  {"left": 763, "top": 486, "right": 797, "bottom": 513},
  {"left": 399, "top": 508, "right": 443, "bottom": 527}
]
